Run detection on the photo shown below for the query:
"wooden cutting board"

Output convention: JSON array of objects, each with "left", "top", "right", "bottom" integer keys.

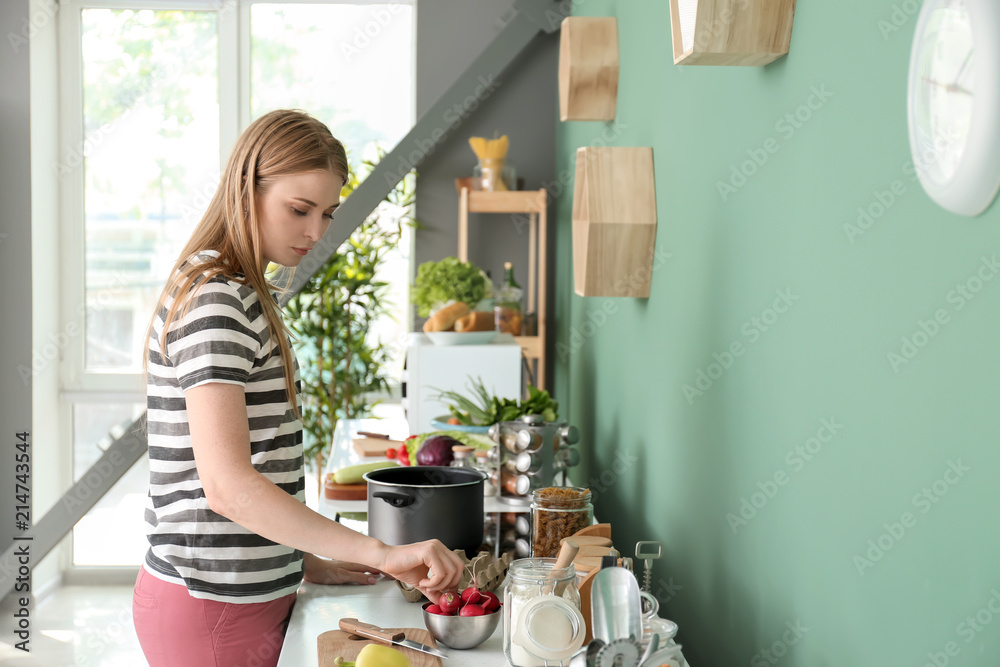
[
  {"left": 318, "top": 628, "right": 442, "bottom": 667},
  {"left": 324, "top": 481, "right": 367, "bottom": 501},
  {"left": 353, "top": 438, "right": 404, "bottom": 458}
]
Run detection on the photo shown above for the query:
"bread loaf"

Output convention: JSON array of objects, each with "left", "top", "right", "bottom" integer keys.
[
  {"left": 422, "top": 302, "right": 470, "bottom": 332},
  {"left": 454, "top": 311, "right": 495, "bottom": 332}
]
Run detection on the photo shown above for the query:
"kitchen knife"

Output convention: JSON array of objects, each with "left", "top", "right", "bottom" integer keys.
[{"left": 339, "top": 618, "right": 449, "bottom": 659}]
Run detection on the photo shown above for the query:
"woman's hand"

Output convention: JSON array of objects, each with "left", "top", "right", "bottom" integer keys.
[
  {"left": 303, "top": 553, "right": 381, "bottom": 586},
  {"left": 374, "top": 540, "right": 465, "bottom": 600}
]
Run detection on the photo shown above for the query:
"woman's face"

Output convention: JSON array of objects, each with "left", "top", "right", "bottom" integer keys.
[{"left": 255, "top": 169, "right": 343, "bottom": 268}]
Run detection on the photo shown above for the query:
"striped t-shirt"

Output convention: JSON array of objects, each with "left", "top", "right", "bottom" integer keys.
[{"left": 144, "top": 251, "right": 306, "bottom": 603}]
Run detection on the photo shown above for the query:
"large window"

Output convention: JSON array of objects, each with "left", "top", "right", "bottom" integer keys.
[{"left": 60, "top": 0, "right": 415, "bottom": 567}]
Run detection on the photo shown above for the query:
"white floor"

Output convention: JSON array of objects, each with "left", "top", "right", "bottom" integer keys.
[{"left": 0, "top": 585, "right": 146, "bottom": 667}]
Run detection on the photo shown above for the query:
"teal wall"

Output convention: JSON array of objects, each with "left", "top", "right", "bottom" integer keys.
[{"left": 554, "top": 1, "right": 1000, "bottom": 665}]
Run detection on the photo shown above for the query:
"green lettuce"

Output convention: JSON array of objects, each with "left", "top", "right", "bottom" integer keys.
[{"left": 412, "top": 257, "right": 488, "bottom": 317}]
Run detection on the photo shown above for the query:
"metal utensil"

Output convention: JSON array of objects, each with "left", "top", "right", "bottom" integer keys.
[
  {"left": 638, "top": 632, "right": 659, "bottom": 666},
  {"left": 339, "top": 618, "right": 450, "bottom": 659},
  {"left": 594, "top": 638, "right": 641, "bottom": 667},
  {"left": 634, "top": 542, "right": 662, "bottom": 593},
  {"left": 590, "top": 567, "right": 643, "bottom": 644}
]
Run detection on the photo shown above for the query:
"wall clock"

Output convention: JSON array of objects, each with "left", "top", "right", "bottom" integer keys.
[{"left": 907, "top": 0, "right": 1000, "bottom": 216}]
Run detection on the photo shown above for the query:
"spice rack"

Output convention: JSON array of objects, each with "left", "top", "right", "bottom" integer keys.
[{"left": 457, "top": 187, "right": 548, "bottom": 389}]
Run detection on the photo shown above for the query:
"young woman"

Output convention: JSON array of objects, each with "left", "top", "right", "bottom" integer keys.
[{"left": 133, "top": 109, "right": 463, "bottom": 667}]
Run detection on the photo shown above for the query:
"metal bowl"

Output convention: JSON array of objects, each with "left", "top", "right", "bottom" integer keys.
[{"left": 421, "top": 602, "right": 501, "bottom": 649}]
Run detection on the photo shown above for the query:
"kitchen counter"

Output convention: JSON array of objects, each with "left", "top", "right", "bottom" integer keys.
[
  {"left": 278, "top": 579, "right": 691, "bottom": 667},
  {"left": 277, "top": 578, "right": 503, "bottom": 667}
]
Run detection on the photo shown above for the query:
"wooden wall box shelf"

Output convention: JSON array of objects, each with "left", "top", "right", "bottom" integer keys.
[
  {"left": 558, "top": 17, "right": 619, "bottom": 121},
  {"left": 572, "top": 147, "right": 658, "bottom": 298},
  {"left": 458, "top": 188, "right": 549, "bottom": 388},
  {"left": 668, "top": 0, "right": 796, "bottom": 66}
]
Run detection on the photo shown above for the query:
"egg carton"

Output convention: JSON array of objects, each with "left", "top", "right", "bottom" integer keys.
[{"left": 396, "top": 549, "right": 515, "bottom": 602}]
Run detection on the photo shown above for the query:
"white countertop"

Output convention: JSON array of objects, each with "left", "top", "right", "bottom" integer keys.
[
  {"left": 277, "top": 578, "right": 504, "bottom": 667},
  {"left": 277, "top": 579, "right": 691, "bottom": 667}
]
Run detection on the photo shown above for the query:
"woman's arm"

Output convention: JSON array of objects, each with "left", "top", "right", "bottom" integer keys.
[
  {"left": 303, "top": 553, "right": 380, "bottom": 585},
  {"left": 185, "top": 382, "right": 464, "bottom": 596}
]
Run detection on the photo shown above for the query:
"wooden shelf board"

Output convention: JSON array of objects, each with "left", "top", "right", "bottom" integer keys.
[
  {"left": 515, "top": 335, "right": 542, "bottom": 358},
  {"left": 467, "top": 190, "right": 546, "bottom": 214}
]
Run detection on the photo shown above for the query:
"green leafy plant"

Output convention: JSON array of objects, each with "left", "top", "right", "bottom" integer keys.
[
  {"left": 434, "top": 377, "right": 558, "bottom": 426},
  {"left": 285, "top": 156, "right": 416, "bottom": 472},
  {"left": 411, "top": 257, "right": 489, "bottom": 318}
]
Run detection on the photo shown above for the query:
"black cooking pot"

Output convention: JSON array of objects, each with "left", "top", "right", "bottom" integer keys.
[{"left": 364, "top": 466, "right": 486, "bottom": 556}]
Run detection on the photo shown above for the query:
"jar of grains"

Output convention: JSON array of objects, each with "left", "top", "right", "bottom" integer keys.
[{"left": 530, "top": 487, "right": 593, "bottom": 558}]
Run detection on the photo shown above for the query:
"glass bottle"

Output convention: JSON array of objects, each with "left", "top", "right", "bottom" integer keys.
[
  {"left": 530, "top": 487, "right": 593, "bottom": 558},
  {"left": 474, "top": 449, "right": 496, "bottom": 496},
  {"left": 494, "top": 262, "right": 523, "bottom": 335},
  {"left": 503, "top": 558, "right": 584, "bottom": 667},
  {"left": 450, "top": 445, "right": 475, "bottom": 468}
]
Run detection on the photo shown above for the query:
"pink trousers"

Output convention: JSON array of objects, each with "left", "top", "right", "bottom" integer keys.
[{"left": 132, "top": 566, "right": 296, "bottom": 667}]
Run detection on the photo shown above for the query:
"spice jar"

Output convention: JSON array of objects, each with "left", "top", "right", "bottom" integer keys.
[
  {"left": 450, "top": 445, "right": 475, "bottom": 468},
  {"left": 530, "top": 487, "right": 593, "bottom": 558},
  {"left": 503, "top": 558, "right": 584, "bottom": 667}
]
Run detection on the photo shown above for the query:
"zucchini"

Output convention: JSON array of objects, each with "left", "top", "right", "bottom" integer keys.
[{"left": 334, "top": 460, "right": 398, "bottom": 485}]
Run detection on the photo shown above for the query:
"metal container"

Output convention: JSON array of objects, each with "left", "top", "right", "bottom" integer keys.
[
  {"left": 364, "top": 466, "right": 486, "bottom": 556},
  {"left": 422, "top": 602, "right": 501, "bottom": 650}
]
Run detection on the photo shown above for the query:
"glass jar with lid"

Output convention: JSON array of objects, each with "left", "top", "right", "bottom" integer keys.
[
  {"left": 450, "top": 445, "right": 475, "bottom": 469},
  {"left": 530, "top": 487, "right": 593, "bottom": 558},
  {"left": 503, "top": 558, "right": 585, "bottom": 667},
  {"left": 639, "top": 591, "right": 679, "bottom": 650}
]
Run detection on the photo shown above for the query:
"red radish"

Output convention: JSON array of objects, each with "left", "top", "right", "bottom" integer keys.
[
  {"left": 426, "top": 604, "right": 444, "bottom": 615},
  {"left": 459, "top": 604, "right": 486, "bottom": 617},
  {"left": 480, "top": 591, "right": 500, "bottom": 612},
  {"left": 460, "top": 586, "right": 481, "bottom": 605},
  {"left": 438, "top": 590, "right": 461, "bottom": 615}
]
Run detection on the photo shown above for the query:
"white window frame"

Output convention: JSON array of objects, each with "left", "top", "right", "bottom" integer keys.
[
  {"left": 55, "top": 0, "right": 416, "bottom": 573},
  {"left": 58, "top": 0, "right": 416, "bottom": 395}
]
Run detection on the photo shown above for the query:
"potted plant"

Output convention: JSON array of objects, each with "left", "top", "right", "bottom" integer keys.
[{"left": 284, "top": 157, "right": 416, "bottom": 474}]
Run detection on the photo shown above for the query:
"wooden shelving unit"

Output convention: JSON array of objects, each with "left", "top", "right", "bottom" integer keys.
[
  {"left": 668, "top": 0, "right": 796, "bottom": 67},
  {"left": 458, "top": 188, "right": 548, "bottom": 389}
]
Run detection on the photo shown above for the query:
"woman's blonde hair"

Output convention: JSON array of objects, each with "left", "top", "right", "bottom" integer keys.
[{"left": 145, "top": 109, "right": 348, "bottom": 417}]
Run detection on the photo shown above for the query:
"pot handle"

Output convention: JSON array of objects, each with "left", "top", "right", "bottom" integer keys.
[{"left": 372, "top": 491, "right": 415, "bottom": 508}]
